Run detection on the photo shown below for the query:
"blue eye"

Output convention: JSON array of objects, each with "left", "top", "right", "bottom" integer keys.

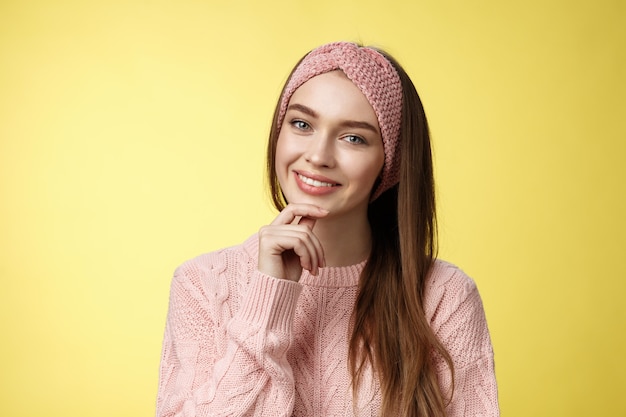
[
  {"left": 291, "top": 120, "right": 310, "bottom": 130},
  {"left": 344, "top": 135, "right": 365, "bottom": 144}
]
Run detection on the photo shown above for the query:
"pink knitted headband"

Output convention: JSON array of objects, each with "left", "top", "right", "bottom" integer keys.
[{"left": 277, "top": 42, "right": 403, "bottom": 200}]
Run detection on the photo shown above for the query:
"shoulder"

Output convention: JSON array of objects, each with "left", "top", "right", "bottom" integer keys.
[
  {"left": 424, "top": 259, "right": 478, "bottom": 304},
  {"left": 171, "top": 234, "right": 259, "bottom": 295},
  {"left": 175, "top": 234, "right": 258, "bottom": 275},
  {"left": 423, "top": 260, "right": 484, "bottom": 334},
  {"left": 425, "top": 261, "right": 499, "bottom": 414},
  {"left": 424, "top": 259, "right": 495, "bottom": 369}
]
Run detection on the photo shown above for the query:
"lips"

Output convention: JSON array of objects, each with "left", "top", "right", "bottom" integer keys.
[
  {"left": 293, "top": 171, "right": 340, "bottom": 195},
  {"left": 297, "top": 173, "right": 336, "bottom": 188}
]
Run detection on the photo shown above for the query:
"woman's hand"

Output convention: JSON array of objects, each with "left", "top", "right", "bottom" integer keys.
[{"left": 258, "top": 204, "right": 329, "bottom": 282}]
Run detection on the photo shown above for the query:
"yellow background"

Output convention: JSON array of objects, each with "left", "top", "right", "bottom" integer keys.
[{"left": 1, "top": 0, "right": 624, "bottom": 416}]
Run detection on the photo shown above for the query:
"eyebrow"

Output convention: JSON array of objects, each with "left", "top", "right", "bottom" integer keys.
[{"left": 287, "top": 103, "right": 380, "bottom": 134}]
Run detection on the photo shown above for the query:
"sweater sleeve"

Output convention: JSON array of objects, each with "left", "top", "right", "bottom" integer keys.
[
  {"left": 156, "top": 256, "right": 302, "bottom": 417},
  {"left": 425, "top": 263, "right": 500, "bottom": 417}
]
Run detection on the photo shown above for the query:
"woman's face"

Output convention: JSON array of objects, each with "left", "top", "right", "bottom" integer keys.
[{"left": 275, "top": 71, "right": 385, "bottom": 220}]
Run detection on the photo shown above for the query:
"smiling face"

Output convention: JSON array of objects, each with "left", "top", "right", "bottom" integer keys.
[{"left": 275, "top": 71, "right": 385, "bottom": 220}]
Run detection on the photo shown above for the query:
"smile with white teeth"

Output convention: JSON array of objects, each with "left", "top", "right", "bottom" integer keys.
[{"left": 298, "top": 173, "right": 336, "bottom": 188}]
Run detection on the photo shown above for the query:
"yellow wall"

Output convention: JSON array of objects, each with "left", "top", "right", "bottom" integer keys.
[{"left": 1, "top": 1, "right": 624, "bottom": 415}]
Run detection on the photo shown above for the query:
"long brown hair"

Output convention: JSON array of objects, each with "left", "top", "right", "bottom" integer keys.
[{"left": 266, "top": 47, "right": 454, "bottom": 417}]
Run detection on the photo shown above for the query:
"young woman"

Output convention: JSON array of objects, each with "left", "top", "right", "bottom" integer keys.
[{"left": 156, "top": 42, "right": 499, "bottom": 417}]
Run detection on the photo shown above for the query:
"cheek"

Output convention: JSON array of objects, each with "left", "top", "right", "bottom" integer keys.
[
  {"left": 359, "top": 153, "right": 385, "bottom": 186},
  {"left": 275, "top": 133, "right": 303, "bottom": 166},
  {"left": 274, "top": 136, "right": 292, "bottom": 182},
  {"left": 366, "top": 166, "right": 384, "bottom": 189},
  {"left": 275, "top": 137, "right": 286, "bottom": 166},
  {"left": 345, "top": 156, "right": 384, "bottom": 196}
]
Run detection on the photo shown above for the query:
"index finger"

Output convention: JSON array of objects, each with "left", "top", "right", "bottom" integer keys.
[{"left": 270, "top": 204, "right": 329, "bottom": 226}]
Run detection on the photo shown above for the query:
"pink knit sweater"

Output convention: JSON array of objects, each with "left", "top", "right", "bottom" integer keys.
[{"left": 156, "top": 235, "right": 499, "bottom": 416}]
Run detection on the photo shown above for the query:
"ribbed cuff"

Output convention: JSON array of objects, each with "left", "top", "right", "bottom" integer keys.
[{"left": 237, "top": 271, "right": 302, "bottom": 335}]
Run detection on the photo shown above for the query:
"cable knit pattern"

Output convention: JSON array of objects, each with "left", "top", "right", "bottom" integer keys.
[{"left": 156, "top": 235, "right": 499, "bottom": 416}]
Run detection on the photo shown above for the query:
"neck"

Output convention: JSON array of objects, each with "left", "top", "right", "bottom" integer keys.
[{"left": 312, "top": 211, "right": 372, "bottom": 267}]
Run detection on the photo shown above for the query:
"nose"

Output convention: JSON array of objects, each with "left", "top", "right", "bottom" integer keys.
[{"left": 304, "top": 134, "right": 335, "bottom": 168}]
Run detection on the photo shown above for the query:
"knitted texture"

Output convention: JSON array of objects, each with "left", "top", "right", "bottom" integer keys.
[
  {"left": 156, "top": 235, "right": 500, "bottom": 416},
  {"left": 277, "top": 42, "right": 403, "bottom": 201}
]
